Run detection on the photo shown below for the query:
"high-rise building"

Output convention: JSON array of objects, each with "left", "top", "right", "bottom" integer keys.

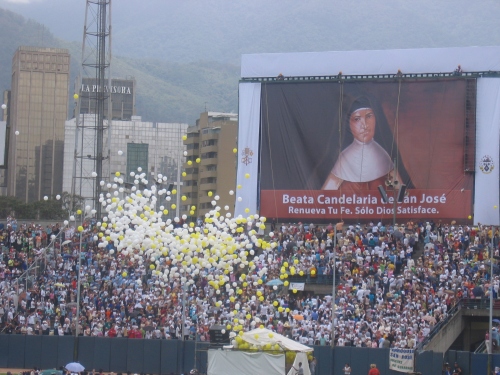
[
  {"left": 63, "top": 116, "right": 188, "bottom": 214},
  {"left": 7, "top": 46, "right": 70, "bottom": 203},
  {"left": 75, "top": 77, "right": 136, "bottom": 120},
  {"left": 181, "top": 111, "right": 238, "bottom": 218}
]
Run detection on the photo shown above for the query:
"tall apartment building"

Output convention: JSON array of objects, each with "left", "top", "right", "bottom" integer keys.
[
  {"left": 181, "top": 111, "right": 238, "bottom": 218},
  {"left": 7, "top": 46, "right": 70, "bottom": 203}
]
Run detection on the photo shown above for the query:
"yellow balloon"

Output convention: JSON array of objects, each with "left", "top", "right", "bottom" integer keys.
[
  {"left": 468, "top": 215, "right": 472, "bottom": 219},
  {"left": 191, "top": 206, "right": 196, "bottom": 210},
  {"left": 237, "top": 184, "right": 242, "bottom": 189},
  {"left": 150, "top": 264, "right": 155, "bottom": 270},
  {"left": 181, "top": 196, "right": 187, "bottom": 201},
  {"left": 76, "top": 209, "right": 82, "bottom": 215},
  {"left": 122, "top": 272, "right": 127, "bottom": 277},
  {"left": 196, "top": 158, "right": 201, "bottom": 163},
  {"left": 293, "top": 289, "right": 298, "bottom": 293},
  {"left": 283, "top": 281, "right": 289, "bottom": 286},
  {"left": 189, "top": 210, "right": 195, "bottom": 215},
  {"left": 115, "top": 171, "right": 121, "bottom": 177},
  {"left": 163, "top": 209, "right": 169, "bottom": 215},
  {"left": 245, "top": 173, "right": 250, "bottom": 179},
  {"left": 245, "top": 208, "right": 250, "bottom": 213},
  {"left": 73, "top": 93, "right": 79, "bottom": 100},
  {"left": 172, "top": 189, "right": 177, "bottom": 195},
  {"left": 182, "top": 172, "right": 187, "bottom": 177},
  {"left": 171, "top": 204, "right": 177, "bottom": 209},
  {"left": 182, "top": 135, "right": 187, "bottom": 141},
  {"left": 208, "top": 191, "right": 213, "bottom": 197},
  {"left": 77, "top": 226, "right": 83, "bottom": 232},
  {"left": 187, "top": 160, "right": 192, "bottom": 165},
  {"left": 233, "top": 148, "right": 237, "bottom": 154}
]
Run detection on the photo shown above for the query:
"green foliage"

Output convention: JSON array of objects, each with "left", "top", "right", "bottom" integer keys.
[{"left": 0, "top": 196, "right": 65, "bottom": 220}]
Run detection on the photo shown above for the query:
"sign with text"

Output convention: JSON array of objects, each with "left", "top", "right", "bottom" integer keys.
[
  {"left": 259, "top": 79, "right": 474, "bottom": 220},
  {"left": 389, "top": 348, "right": 414, "bottom": 373},
  {"left": 289, "top": 282, "right": 305, "bottom": 291}
]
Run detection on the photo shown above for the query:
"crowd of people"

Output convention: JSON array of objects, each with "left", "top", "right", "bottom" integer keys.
[{"left": 0, "top": 213, "right": 499, "bottom": 352}]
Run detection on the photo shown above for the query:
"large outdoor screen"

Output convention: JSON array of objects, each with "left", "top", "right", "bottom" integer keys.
[{"left": 258, "top": 79, "right": 473, "bottom": 221}]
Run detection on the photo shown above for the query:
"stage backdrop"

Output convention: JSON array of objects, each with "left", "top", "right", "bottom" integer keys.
[{"left": 257, "top": 79, "right": 474, "bottom": 221}]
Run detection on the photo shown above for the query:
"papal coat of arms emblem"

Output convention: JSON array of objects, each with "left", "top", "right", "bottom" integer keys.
[{"left": 479, "top": 155, "right": 494, "bottom": 174}]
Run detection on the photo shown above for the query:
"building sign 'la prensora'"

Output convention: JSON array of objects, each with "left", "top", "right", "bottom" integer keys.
[{"left": 80, "top": 84, "right": 132, "bottom": 94}]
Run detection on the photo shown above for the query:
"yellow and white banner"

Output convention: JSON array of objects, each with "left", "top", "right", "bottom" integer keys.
[{"left": 235, "top": 82, "right": 261, "bottom": 217}]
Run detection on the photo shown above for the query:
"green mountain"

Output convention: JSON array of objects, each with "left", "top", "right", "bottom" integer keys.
[
  {"left": 1, "top": 0, "right": 500, "bottom": 123},
  {"left": 0, "top": 8, "right": 239, "bottom": 124}
]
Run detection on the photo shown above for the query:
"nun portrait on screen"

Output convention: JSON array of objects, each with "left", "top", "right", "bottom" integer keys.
[{"left": 322, "top": 95, "right": 411, "bottom": 191}]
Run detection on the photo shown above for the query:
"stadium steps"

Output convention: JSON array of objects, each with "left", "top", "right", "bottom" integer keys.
[{"left": 417, "top": 302, "right": 465, "bottom": 353}]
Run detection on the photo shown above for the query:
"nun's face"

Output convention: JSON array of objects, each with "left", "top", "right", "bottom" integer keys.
[{"left": 350, "top": 108, "right": 376, "bottom": 143}]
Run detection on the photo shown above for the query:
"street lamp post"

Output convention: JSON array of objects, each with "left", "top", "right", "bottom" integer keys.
[
  {"left": 488, "top": 225, "right": 495, "bottom": 374},
  {"left": 331, "top": 226, "right": 337, "bottom": 348},
  {"left": 73, "top": 209, "right": 91, "bottom": 360}
]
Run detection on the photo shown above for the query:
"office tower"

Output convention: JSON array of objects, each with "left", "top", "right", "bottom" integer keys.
[{"left": 7, "top": 46, "right": 70, "bottom": 202}]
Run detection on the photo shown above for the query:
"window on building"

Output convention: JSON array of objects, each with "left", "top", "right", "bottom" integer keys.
[
  {"left": 200, "top": 177, "right": 217, "bottom": 184},
  {"left": 126, "top": 143, "right": 149, "bottom": 182},
  {"left": 201, "top": 152, "right": 217, "bottom": 159},
  {"left": 201, "top": 127, "right": 221, "bottom": 135},
  {"left": 185, "top": 168, "right": 199, "bottom": 175},
  {"left": 201, "top": 139, "right": 218, "bottom": 147}
]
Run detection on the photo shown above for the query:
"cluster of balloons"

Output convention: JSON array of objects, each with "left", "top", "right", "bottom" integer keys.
[
  {"left": 87, "top": 140, "right": 313, "bottom": 356},
  {"left": 94, "top": 165, "right": 280, "bottom": 315}
]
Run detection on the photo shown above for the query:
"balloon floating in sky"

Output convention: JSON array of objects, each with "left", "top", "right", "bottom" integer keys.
[{"left": 87, "top": 165, "right": 287, "bottom": 342}]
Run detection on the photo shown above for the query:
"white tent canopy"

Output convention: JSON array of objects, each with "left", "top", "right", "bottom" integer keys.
[{"left": 241, "top": 328, "right": 313, "bottom": 352}]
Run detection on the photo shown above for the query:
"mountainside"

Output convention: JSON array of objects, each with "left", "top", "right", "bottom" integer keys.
[
  {"left": 0, "top": 8, "right": 239, "bottom": 123},
  {"left": 1, "top": 0, "right": 500, "bottom": 123},
  {"left": 1, "top": 0, "right": 500, "bottom": 64}
]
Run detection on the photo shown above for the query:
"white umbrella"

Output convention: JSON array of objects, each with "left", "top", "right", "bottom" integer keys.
[
  {"left": 62, "top": 240, "right": 72, "bottom": 246},
  {"left": 65, "top": 362, "right": 85, "bottom": 372}
]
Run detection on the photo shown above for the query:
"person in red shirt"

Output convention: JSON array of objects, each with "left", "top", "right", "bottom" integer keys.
[
  {"left": 368, "top": 364, "right": 380, "bottom": 375},
  {"left": 128, "top": 327, "right": 136, "bottom": 338},
  {"left": 107, "top": 325, "right": 117, "bottom": 338}
]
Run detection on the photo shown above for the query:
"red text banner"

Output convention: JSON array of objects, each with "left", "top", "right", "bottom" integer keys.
[{"left": 260, "top": 190, "right": 472, "bottom": 220}]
